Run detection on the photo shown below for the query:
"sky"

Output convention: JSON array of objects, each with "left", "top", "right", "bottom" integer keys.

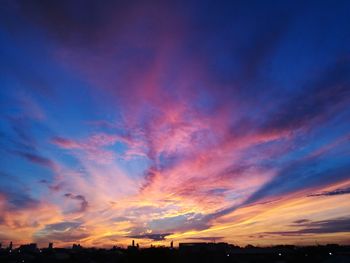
[{"left": 0, "top": 0, "right": 350, "bottom": 248}]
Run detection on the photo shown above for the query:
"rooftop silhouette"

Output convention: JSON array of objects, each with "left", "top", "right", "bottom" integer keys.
[{"left": 0, "top": 241, "right": 349, "bottom": 263}]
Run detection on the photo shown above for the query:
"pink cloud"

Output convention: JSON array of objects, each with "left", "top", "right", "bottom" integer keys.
[{"left": 52, "top": 132, "right": 146, "bottom": 164}]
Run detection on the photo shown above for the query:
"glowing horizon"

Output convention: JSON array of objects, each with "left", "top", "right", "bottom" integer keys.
[{"left": 1, "top": 1, "right": 350, "bottom": 248}]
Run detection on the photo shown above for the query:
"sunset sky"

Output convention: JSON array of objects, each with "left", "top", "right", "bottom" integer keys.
[{"left": 1, "top": 1, "right": 350, "bottom": 248}]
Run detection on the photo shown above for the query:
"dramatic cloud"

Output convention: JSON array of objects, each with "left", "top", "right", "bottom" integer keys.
[{"left": 0, "top": 0, "right": 350, "bottom": 247}]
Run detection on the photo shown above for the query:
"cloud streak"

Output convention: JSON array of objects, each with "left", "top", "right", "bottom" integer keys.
[
  {"left": 266, "top": 217, "right": 350, "bottom": 236},
  {"left": 308, "top": 187, "right": 350, "bottom": 197}
]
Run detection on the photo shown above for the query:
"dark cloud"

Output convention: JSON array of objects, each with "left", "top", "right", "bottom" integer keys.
[
  {"left": 0, "top": 171, "right": 41, "bottom": 211},
  {"left": 13, "top": 150, "right": 56, "bottom": 169},
  {"left": 49, "top": 182, "right": 66, "bottom": 192},
  {"left": 34, "top": 221, "right": 89, "bottom": 243},
  {"left": 292, "top": 219, "right": 310, "bottom": 224},
  {"left": 266, "top": 217, "right": 350, "bottom": 236},
  {"left": 185, "top": 236, "right": 224, "bottom": 242},
  {"left": 148, "top": 213, "right": 209, "bottom": 233},
  {"left": 308, "top": 187, "right": 350, "bottom": 197},
  {"left": 43, "top": 221, "right": 82, "bottom": 232},
  {"left": 7, "top": 193, "right": 39, "bottom": 210},
  {"left": 127, "top": 233, "right": 173, "bottom": 241},
  {"left": 39, "top": 179, "right": 65, "bottom": 192},
  {"left": 126, "top": 212, "right": 210, "bottom": 238},
  {"left": 0, "top": 188, "right": 40, "bottom": 211},
  {"left": 64, "top": 193, "right": 88, "bottom": 213},
  {"left": 39, "top": 231, "right": 89, "bottom": 243}
]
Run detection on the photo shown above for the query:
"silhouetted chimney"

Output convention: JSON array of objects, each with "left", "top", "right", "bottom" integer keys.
[
  {"left": 8, "top": 241, "right": 13, "bottom": 250},
  {"left": 48, "top": 243, "right": 53, "bottom": 249},
  {"left": 132, "top": 240, "right": 135, "bottom": 247},
  {"left": 171, "top": 241, "right": 173, "bottom": 249}
]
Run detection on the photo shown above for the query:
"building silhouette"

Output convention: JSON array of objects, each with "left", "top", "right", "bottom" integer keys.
[
  {"left": 72, "top": 244, "right": 82, "bottom": 250},
  {"left": 0, "top": 241, "right": 349, "bottom": 262},
  {"left": 179, "top": 242, "right": 232, "bottom": 253},
  {"left": 127, "top": 240, "right": 138, "bottom": 251},
  {"left": 18, "top": 243, "right": 38, "bottom": 253}
]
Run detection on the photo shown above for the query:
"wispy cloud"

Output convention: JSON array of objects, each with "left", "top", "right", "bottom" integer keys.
[
  {"left": 308, "top": 187, "right": 350, "bottom": 197},
  {"left": 12, "top": 150, "right": 57, "bottom": 170}
]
